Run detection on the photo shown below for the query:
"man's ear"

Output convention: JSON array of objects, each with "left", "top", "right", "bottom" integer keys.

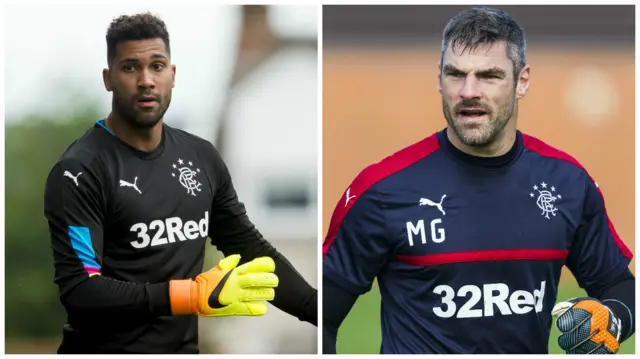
[
  {"left": 171, "top": 64, "right": 176, "bottom": 88},
  {"left": 437, "top": 62, "right": 442, "bottom": 94},
  {"left": 516, "top": 65, "right": 530, "bottom": 99},
  {"left": 103, "top": 68, "right": 112, "bottom": 92}
]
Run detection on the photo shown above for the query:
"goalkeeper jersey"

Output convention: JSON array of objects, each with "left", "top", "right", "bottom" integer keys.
[
  {"left": 322, "top": 128, "right": 632, "bottom": 354},
  {"left": 44, "top": 120, "right": 253, "bottom": 353}
]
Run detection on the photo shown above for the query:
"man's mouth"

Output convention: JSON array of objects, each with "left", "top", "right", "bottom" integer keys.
[
  {"left": 458, "top": 108, "right": 487, "bottom": 118},
  {"left": 137, "top": 96, "right": 158, "bottom": 108},
  {"left": 138, "top": 96, "right": 157, "bottom": 103}
]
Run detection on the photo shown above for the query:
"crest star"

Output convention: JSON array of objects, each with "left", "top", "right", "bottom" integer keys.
[
  {"left": 533, "top": 185, "right": 538, "bottom": 190},
  {"left": 171, "top": 173, "right": 175, "bottom": 177},
  {"left": 530, "top": 193, "right": 534, "bottom": 198},
  {"left": 551, "top": 186, "right": 555, "bottom": 191},
  {"left": 541, "top": 182, "right": 547, "bottom": 188},
  {"left": 172, "top": 164, "right": 177, "bottom": 169},
  {"left": 558, "top": 195, "right": 562, "bottom": 199},
  {"left": 189, "top": 161, "right": 193, "bottom": 166},
  {"left": 178, "top": 159, "right": 184, "bottom": 165}
]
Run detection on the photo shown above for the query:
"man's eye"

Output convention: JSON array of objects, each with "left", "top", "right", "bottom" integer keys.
[
  {"left": 152, "top": 63, "right": 165, "bottom": 71},
  {"left": 123, "top": 65, "right": 135, "bottom": 72}
]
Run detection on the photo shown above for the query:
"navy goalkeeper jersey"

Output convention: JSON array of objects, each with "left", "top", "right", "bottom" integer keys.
[{"left": 323, "top": 128, "right": 632, "bottom": 354}]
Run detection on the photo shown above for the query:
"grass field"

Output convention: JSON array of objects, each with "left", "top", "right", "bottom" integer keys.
[{"left": 337, "top": 279, "right": 635, "bottom": 354}]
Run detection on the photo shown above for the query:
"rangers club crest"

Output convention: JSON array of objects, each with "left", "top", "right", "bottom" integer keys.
[
  {"left": 529, "top": 182, "right": 561, "bottom": 219},
  {"left": 171, "top": 158, "right": 202, "bottom": 196}
]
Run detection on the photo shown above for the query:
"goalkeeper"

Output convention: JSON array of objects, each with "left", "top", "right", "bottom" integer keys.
[
  {"left": 322, "top": 6, "right": 634, "bottom": 355},
  {"left": 43, "top": 13, "right": 316, "bottom": 354}
]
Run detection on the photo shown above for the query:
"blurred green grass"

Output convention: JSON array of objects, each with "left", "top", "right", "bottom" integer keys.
[{"left": 337, "top": 280, "right": 635, "bottom": 354}]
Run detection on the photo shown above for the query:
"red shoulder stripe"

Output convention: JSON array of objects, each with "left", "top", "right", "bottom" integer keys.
[{"left": 323, "top": 134, "right": 441, "bottom": 258}]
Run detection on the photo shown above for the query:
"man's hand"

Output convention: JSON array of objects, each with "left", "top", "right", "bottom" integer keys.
[
  {"left": 169, "top": 254, "right": 279, "bottom": 317},
  {"left": 552, "top": 297, "right": 622, "bottom": 354}
]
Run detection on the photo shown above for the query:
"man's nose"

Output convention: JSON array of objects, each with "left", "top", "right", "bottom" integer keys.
[
  {"left": 138, "top": 70, "right": 155, "bottom": 89},
  {"left": 459, "top": 77, "right": 481, "bottom": 100}
]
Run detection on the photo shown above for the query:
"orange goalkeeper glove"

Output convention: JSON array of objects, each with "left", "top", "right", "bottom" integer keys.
[
  {"left": 169, "top": 254, "right": 278, "bottom": 317},
  {"left": 552, "top": 297, "right": 622, "bottom": 354}
]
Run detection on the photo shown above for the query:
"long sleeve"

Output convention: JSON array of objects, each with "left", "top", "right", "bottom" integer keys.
[
  {"left": 566, "top": 176, "right": 634, "bottom": 343},
  {"left": 205, "top": 144, "right": 317, "bottom": 325},
  {"left": 44, "top": 159, "right": 171, "bottom": 318},
  {"left": 565, "top": 176, "right": 633, "bottom": 290},
  {"left": 589, "top": 269, "right": 635, "bottom": 343},
  {"left": 322, "top": 275, "right": 359, "bottom": 354}
]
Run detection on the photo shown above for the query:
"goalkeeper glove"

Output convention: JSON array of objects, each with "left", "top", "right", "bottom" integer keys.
[
  {"left": 169, "top": 254, "right": 278, "bottom": 317},
  {"left": 552, "top": 297, "right": 622, "bottom": 354}
]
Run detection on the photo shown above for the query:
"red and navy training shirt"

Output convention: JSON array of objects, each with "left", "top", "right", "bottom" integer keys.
[{"left": 322, "top": 128, "right": 632, "bottom": 354}]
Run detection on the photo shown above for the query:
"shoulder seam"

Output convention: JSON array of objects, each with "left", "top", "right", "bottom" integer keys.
[
  {"left": 357, "top": 133, "right": 442, "bottom": 190},
  {"left": 522, "top": 133, "right": 587, "bottom": 173},
  {"left": 322, "top": 133, "right": 441, "bottom": 258}
]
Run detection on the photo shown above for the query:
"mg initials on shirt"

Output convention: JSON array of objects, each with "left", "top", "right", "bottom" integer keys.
[{"left": 406, "top": 218, "right": 445, "bottom": 245}]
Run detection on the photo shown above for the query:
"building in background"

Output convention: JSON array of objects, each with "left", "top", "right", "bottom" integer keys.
[
  {"left": 200, "top": 5, "right": 318, "bottom": 354},
  {"left": 219, "top": 5, "right": 317, "bottom": 246}
]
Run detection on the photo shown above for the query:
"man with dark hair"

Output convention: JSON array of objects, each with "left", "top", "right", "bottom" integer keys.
[
  {"left": 44, "top": 12, "right": 317, "bottom": 354},
  {"left": 322, "top": 7, "right": 634, "bottom": 354}
]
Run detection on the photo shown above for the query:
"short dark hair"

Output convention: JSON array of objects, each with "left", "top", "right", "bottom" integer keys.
[
  {"left": 441, "top": 7, "right": 526, "bottom": 77},
  {"left": 106, "top": 12, "right": 170, "bottom": 64}
]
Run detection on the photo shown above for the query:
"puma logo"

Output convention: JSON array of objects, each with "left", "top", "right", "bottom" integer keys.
[
  {"left": 419, "top": 194, "right": 447, "bottom": 216},
  {"left": 120, "top": 177, "right": 142, "bottom": 195},
  {"left": 63, "top": 171, "right": 82, "bottom": 187},
  {"left": 345, "top": 188, "right": 356, "bottom": 207}
]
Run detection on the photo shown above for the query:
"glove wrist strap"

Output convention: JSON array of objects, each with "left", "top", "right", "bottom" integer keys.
[{"left": 169, "top": 279, "right": 198, "bottom": 315}]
